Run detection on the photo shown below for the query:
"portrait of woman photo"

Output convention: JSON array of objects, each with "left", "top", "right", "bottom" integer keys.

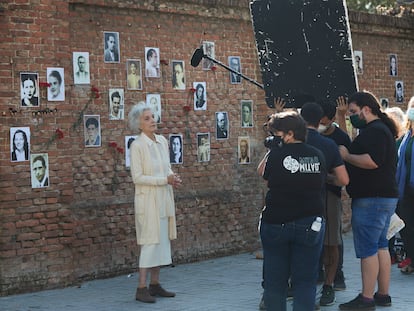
[
  {"left": 47, "top": 67, "right": 65, "bottom": 101},
  {"left": 20, "top": 72, "right": 39, "bottom": 107},
  {"left": 172, "top": 61, "right": 185, "bottom": 90},
  {"left": 169, "top": 135, "right": 183, "bottom": 164},
  {"left": 395, "top": 81, "right": 404, "bottom": 103},
  {"left": 126, "top": 59, "right": 142, "bottom": 90},
  {"left": 193, "top": 82, "right": 207, "bottom": 111},
  {"left": 125, "top": 135, "right": 137, "bottom": 168},
  {"left": 146, "top": 93, "right": 161, "bottom": 123},
  {"left": 145, "top": 47, "right": 160, "bottom": 78},
  {"left": 10, "top": 127, "right": 30, "bottom": 162},
  {"left": 197, "top": 133, "right": 210, "bottom": 162},
  {"left": 389, "top": 54, "right": 398, "bottom": 76}
]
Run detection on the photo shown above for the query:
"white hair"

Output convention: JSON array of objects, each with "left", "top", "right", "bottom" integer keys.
[{"left": 128, "top": 101, "right": 151, "bottom": 134}]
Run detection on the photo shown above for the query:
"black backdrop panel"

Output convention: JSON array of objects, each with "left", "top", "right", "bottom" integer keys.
[{"left": 250, "top": 0, "right": 358, "bottom": 108}]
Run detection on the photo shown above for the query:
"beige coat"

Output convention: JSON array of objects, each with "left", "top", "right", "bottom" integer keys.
[{"left": 130, "top": 133, "right": 177, "bottom": 245}]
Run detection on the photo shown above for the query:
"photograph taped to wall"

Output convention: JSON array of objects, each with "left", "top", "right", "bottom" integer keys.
[
  {"left": 389, "top": 54, "right": 398, "bottom": 76},
  {"left": 47, "top": 67, "right": 65, "bottom": 101},
  {"left": 197, "top": 132, "right": 210, "bottom": 162},
  {"left": 73, "top": 52, "right": 90, "bottom": 85},
  {"left": 380, "top": 98, "right": 389, "bottom": 110},
  {"left": 216, "top": 111, "right": 229, "bottom": 140},
  {"left": 10, "top": 127, "right": 30, "bottom": 162},
  {"left": 250, "top": 0, "right": 358, "bottom": 108},
  {"left": 146, "top": 93, "right": 161, "bottom": 123},
  {"left": 31, "top": 153, "right": 49, "bottom": 188},
  {"left": 125, "top": 135, "right": 137, "bottom": 168},
  {"left": 193, "top": 82, "right": 207, "bottom": 111},
  {"left": 353, "top": 50, "right": 363, "bottom": 75},
  {"left": 395, "top": 81, "right": 404, "bottom": 103},
  {"left": 241, "top": 100, "right": 253, "bottom": 128},
  {"left": 20, "top": 72, "right": 39, "bottom": 107},
  {"left": 84, "top": 115, "right": 101, "bottom": 147},
  {"left": 126, "top": 59, "right": 142, "bottom": 90},
  {"left": 108, "top": 88, "right": 124, "bottom": 120},
  {"left": 145, "top": 47, "right": 160, "bottom": 78},
  {"left": 228, "top": 56, "right": 242, "bottom": 84},
  {"left": 202, "top": 41, "right": 215, "bottom": 70},
  {"left": 103, "top": 31, "right": 120, "bottom": 63},
  {"left": 172, "top": 60, "right": 186, "bottom": 90},
  {"left": 169, "top": 134, "right": 183, "bottom": 164},
  {"left": 238, "top": 136, "right": 250, "bottom": 165}
]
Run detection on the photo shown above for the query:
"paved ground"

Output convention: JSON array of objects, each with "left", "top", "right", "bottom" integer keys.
[{"left": 1, "top": 232, "right": 413, "bottom": 311}]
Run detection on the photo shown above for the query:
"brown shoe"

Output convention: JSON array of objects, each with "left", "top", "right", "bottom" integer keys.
[
  {"left": 135, "top": 287, "right": 156, "bottom": 303},
  {"left": 149, "top": 283, "right": 176, "bottom": 297}
]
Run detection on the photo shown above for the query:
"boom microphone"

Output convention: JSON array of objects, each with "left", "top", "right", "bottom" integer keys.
[{"left": 190, "top": 46, "right": 205, "bottom": 67}]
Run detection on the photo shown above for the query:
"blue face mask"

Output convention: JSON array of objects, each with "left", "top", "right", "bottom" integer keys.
[{"left": 407, "top": 108, "right": 414, "bottom": 121}]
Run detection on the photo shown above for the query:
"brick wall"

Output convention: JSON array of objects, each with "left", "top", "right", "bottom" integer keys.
[{"left": 0, "top": 1, "right": 413, "bottom": 295}]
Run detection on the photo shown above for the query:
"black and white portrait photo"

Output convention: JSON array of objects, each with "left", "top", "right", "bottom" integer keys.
[
  {"left": 169, "top": 134, "right": 183, "bottom": 164},
  {"left": 10, "top": 127, "right": 30, "bottom": 162},
  {"left": 146, "top": 93, "right": 161, "bottom": 123},
  {"left": 73, "top": 52, "right": 90, "bottom": 85},
  {"left": 125, "top": 135, "right": 137, "bottom": 168},
  {"left": 103, "top": 31, "right": 120, "bottom": 63},
  {"left": 197, "top": 133, "right": 210, "bottom": 162},
  {"left": 145, "top": 47, "right": 160, "bottom": 78},
  {"left": 380, "top": 98, "right": 389, "bottom": 110},
  {"left": 193, "top": 82, "right": 207, "bottom": 111},
  {"left": 84, "top": 115, "right": 101, "bottom": 147},
  {"left": 216, "top": 111, "right": 229, "bottom": 139},
  {"left": 20, "top": 72, "right": 39, "bottom": 107},
  {"left": 353, "top": 50, "right": 363, "bottom": 75},
  {"left": 126, "top": 59, "right": 142, "bottom": 90},
  {"left": 47, "top": 67, "right": 64, "bottom": 101},
  {"left": 202, "top": 41, "right": 215, "bottom": 71},
  {"left": 31, "top": 153, "right": 49, "bottom": 188},
  {"left": 238, "top": 136, "right": 251, "bottom": 164},
  {"left": 228, "top": 56, "right": 241, "bottom": 84},
  {"left": 172, "top": 60, "right": 185, "bottom": 90},
  {"left": 395, "top": 81, "right": 404, "bottom": 103},
  {"left": 241, "top": 100, "right": 253, "bottom": 128},
  {"left": 389, "top": 54, "right": 398, "bottom": 77},
  {"left": 109, "top": 88, "right": 124, "bottom": 120}
]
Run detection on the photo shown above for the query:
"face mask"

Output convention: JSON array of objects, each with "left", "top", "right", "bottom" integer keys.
[
  {"left": 407, "top": 108, "right": 414, "bottom": 121},
  {"left": 264, "top": 135, "right": 283, "bottom": 149},
  {"left": 317, "top": 124, "right": 329, "bottom": 133},
  {"left": 349, "top": 113, "right": 366, "bottom": 129}
]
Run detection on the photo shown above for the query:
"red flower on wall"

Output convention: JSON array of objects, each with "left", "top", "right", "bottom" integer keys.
[
  {"left": 116, "top": 147, "right": 124, "bottom": 154},
  {"left": 91, "top": 86, "right": 100, "bottom": 98},
  {"left": 211, "top": 65, "right": 217, "bottom": 71},
  {"left": 55, "top": 128, "right": 64, "bottom": 140},
  {"left": 39, "top": 82, "right": 51, "bottom": 88},
  {"left": 108, "top": 141, "right": 117, "bottom": 148},
  {"left": 160, "top": 59, "right": 169, "bottom": 65},
  {"left": 189, "top": 87, "right": 196, "bottom": 93},
  {"left": 183, "top": 105, "right": 191, "bottom": 113}
]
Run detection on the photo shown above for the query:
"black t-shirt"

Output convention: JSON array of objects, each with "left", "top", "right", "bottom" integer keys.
[
  {"left": 345, "top": 119, "right": 398, "bottom": 198},
  {"left": 262, "top": 142, "right": 327, "bottom": 224},
  {"left": 323, "top": 126, "right": 351, "bottom": 197}
]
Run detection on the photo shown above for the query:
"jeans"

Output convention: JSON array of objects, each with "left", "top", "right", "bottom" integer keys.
[{"left": 260, "top": 216, "right": 325, "bottom": 311}]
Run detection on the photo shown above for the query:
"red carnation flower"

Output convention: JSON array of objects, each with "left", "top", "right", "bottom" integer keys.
[{"left": 108, "top": 142, "right": 118, "bottom": 148}]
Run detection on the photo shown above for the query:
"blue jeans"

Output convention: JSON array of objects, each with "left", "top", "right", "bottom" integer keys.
[
  {"left": 260, "top": 216, "right": 325, "bottom": 311},
  {"left": 351, "top": 197, "right": 397, "bottom": 258}
]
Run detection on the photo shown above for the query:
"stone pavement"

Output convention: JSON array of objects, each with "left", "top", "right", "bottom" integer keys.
[{"left": 1, "top": 232, "right": 414, "bottom": 311}]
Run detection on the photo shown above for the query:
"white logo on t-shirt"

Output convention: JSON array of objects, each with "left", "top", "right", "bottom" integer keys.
[{"left": 283, "top": 156, "right": 300, "bottom": 173}]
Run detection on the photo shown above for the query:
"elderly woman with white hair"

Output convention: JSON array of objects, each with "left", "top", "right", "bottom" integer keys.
[{"left": 128, "top": 102, "right": 181, "bottom": 303}]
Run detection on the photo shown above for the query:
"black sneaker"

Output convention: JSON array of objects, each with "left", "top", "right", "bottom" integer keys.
[
  {"left": 320, "top": 285, "right": 335, "bottom": 306},
  {"left": 339, "top": 294, "right": 375, "bottom": 310},
  {"left": 374, "top": 292, "right": 392, "bottom": 306},
  {"left": 334, "top": 270, "right": 346, "bottom": 291}
]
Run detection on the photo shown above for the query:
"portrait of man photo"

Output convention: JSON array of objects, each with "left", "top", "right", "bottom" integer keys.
[
  {"left": 146, "top": 93, "right": 161, "bottom": 123},
  {"left": 193, "top": 82, "right": 207, "bottom": 111},
  {"left": 73, "top": 52, "right": 90, "bottom": 84},
  {"left": 169, "top": 134, "right": 183, "bottom": 164},
  {"left": 172, "top": 60, "right": 185, "bottom": 90},
  {"left": 47, "top": 67, "right": 65, "bottom": 101},
  {"left": 197, "top": 133, "right": 210, "bottom": 162},
  {"left": 126, "top": 59, "right": 142, "bottom": 90},
  {"left": 395, "top": 81, "right": 404, "bottom": 103},
  {"left": 353, "top": 50, "right": 363, "bottom": 75},
  {"left": 202, "top": 41, "right": 215, "bottom": 70},
  {"left": 125, "top": 135, "right": 136, "bottom": 168},
  {"left": 145, "top": 47, "right": 160, "bottom": 78},
  {"left": 10, "top": 127, "right": 30, "bottom": 162},
  {"left": 31, "top": 153, "right": 49, "bottom": 188},
  {"left": 103, "top": 31, "right": 120, "bottom": 63},
  {"left": 389, "top": 54, "right": 398, "bottom": 76},
  {"left": 216, "top": 111, "right": 229, "bottom": 139},
  {"left": 109, "top": 88, "right": 124, "bottom": 120},
  {"left": 238, "top": 136, "right": 250, "bottom": 164},
  {"left": 228, "top": 56, "right": 242, "bottom": 84},
  {"left": 84, "top": 115, "right": 101, "bottom": 147},
  {"left": 20, "top": 72, "right": 39, "bottom": 107},
  {"left": 241, "top": 100, "right": 253, "bottom": 127}
]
